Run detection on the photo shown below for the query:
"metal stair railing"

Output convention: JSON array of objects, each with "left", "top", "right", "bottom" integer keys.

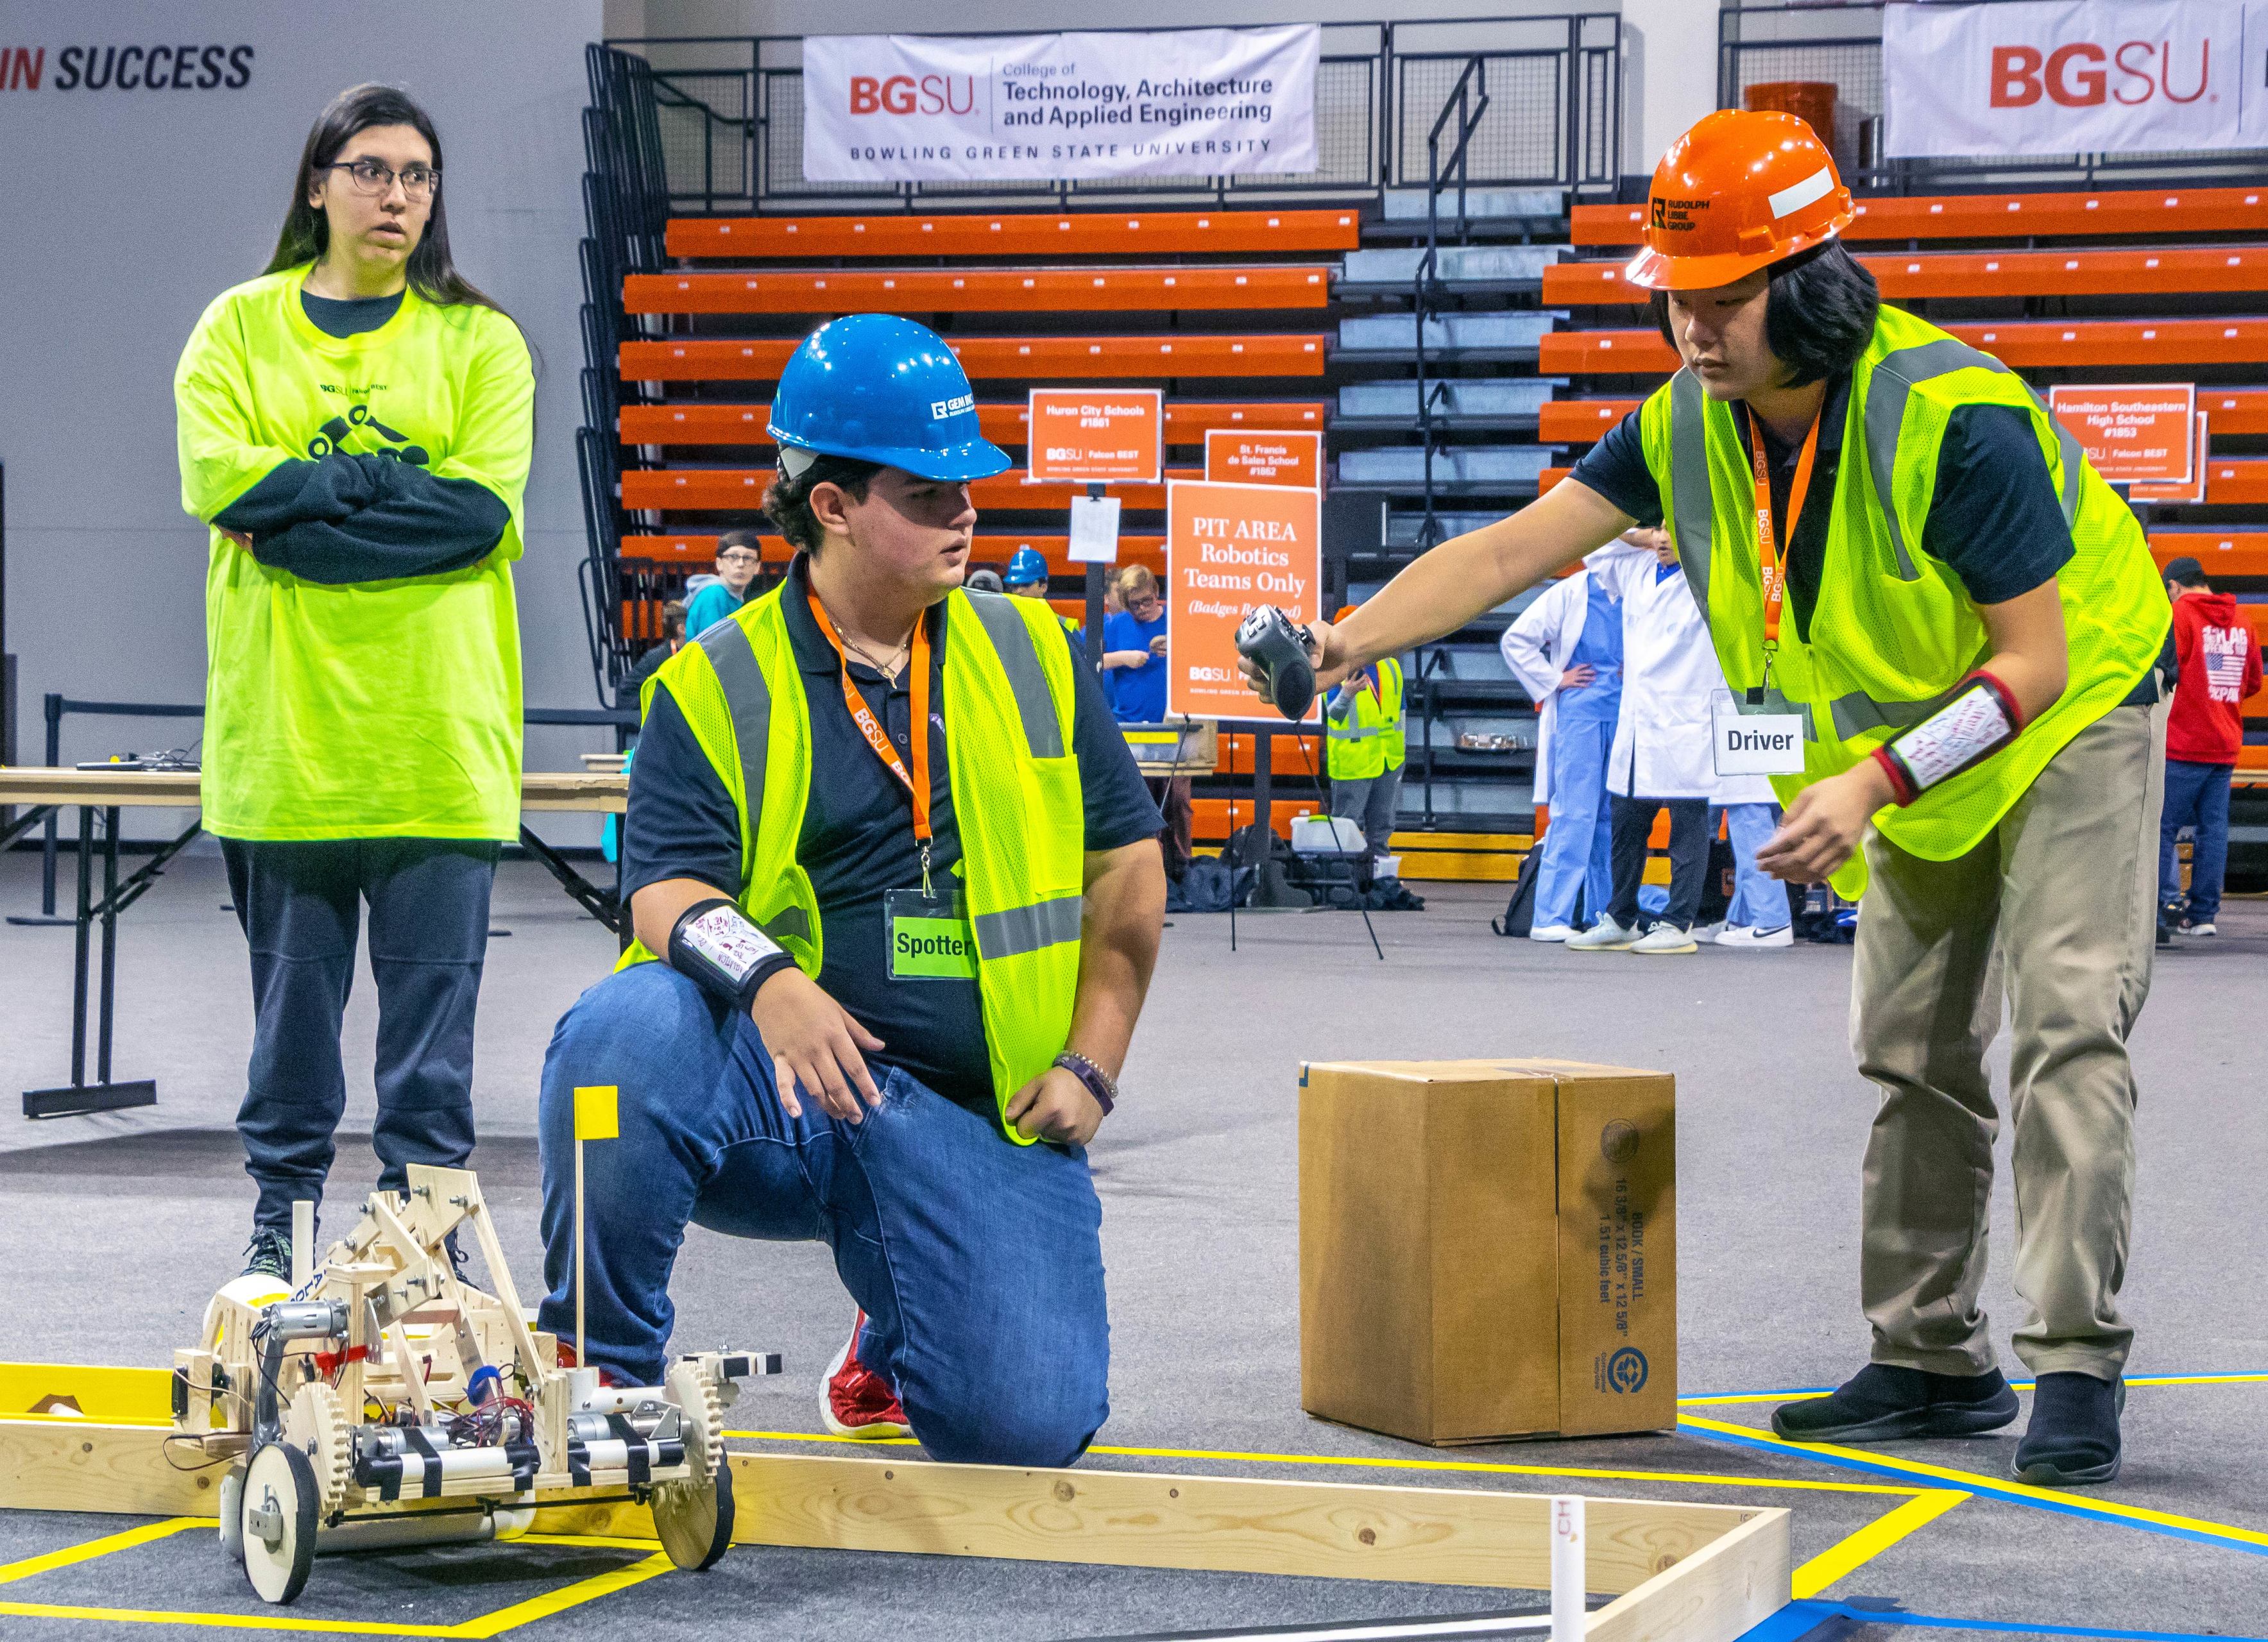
[{"left": 1413, "top": 55, "right": 1489, "bottom": 551}]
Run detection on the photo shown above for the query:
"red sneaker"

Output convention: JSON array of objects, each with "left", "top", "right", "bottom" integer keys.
[{"left": 821, "top": 1309, "right": 910, "bottom": 1439}]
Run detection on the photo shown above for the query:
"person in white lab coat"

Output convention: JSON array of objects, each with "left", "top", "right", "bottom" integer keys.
[
  {"left": 1567, "top": 529, "right": 1728, "bottom": 954},
  {"left": 1501, "top": 540, "right": 1650, "bottom": 938}
]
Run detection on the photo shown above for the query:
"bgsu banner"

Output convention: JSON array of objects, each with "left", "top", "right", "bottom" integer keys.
[
  {"left": 801, "top": 25, "right": 1318, "bottom": 183},
  {"left": 1884, "top": 1, "right": 2268, "bottom": 158}
]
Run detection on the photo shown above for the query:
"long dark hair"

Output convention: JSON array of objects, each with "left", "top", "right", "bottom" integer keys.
[{"left": 264, "top": 83, "right": 507, "bottom": 316}]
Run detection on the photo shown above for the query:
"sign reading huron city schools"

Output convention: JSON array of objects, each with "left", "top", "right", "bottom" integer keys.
[
  {"left": 1027, "top": 389, "right": 1163, "bottom": 484},
  {"left": 801, "top": 26, "right": 1318, "bottom": 183},
  {"left": 1166, "top": 479, "right": 1321, "bottom": 723},
  {"left": 2048, "top": 384, "right": 2197, "bottom": 484},
  {"left": 1204, "top": 429, "right": 1321, "bottom": 489},
  {"left": 1883, "top": 1, "right": 2268, "bottom": 158}
]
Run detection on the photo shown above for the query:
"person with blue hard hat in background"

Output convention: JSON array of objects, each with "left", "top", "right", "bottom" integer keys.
[
  {"left": 1003, "top": 543, "right": 1080, "bottom": 635},
  {"left": 534, "top": 313, "right": 1168, "bottom": 1465}
]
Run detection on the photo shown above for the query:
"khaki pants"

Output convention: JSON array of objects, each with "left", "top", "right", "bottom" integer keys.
[{"left": 1852, "top": 700, "right": 2165, "bottom": 1380}]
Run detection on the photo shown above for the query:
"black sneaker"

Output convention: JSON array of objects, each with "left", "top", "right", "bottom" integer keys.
[
  {"left": 1772, "top": 1363, "right": 2019, "bottom": 1443},
  {"left": 241, "top": 1228, "right": 292, "bottom": 1283},
  {"left": 2013, "top": 1372, "right": 2124, "bottom": 1485}
]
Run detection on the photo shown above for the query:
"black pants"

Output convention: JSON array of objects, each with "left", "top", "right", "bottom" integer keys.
[
  {"left": 222, "top": 838, "right": 499, "bottom": 1230},
  {"left": 1607, "top": 795, "right": 1711, "bottom": 931}
]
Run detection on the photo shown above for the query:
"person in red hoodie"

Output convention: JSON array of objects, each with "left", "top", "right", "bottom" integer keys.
[{"left": 2160, "top": 556, "right": 2263, "bottom": 936}]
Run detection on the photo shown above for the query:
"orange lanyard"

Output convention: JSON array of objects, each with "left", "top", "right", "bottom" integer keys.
[
  {"left": 808, "top": 596, "right": 935, "bottom": 892},
  {"left": 1746, "top": 407, "right": 1822, "bottom": 667}
]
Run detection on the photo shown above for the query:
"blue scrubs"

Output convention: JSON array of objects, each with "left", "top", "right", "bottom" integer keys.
[
  {"left": 1533, "top": 577, "right": 1621, "bottom": 929},
  {"left": 1720, "top": 802, "right": 1788, "bottom": 931}
]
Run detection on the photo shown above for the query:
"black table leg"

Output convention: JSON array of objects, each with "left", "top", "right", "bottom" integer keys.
[{"left": 22, "top": 802, "right": 158, "bottom": 1119}]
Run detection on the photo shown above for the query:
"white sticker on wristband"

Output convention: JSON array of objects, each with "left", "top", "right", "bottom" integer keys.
[
  {"left": 681, "top": 904, "right": 783, "bottom": 984},
  {"left": 1892, "top": 683, "right": 2014, "bottom": 791}
]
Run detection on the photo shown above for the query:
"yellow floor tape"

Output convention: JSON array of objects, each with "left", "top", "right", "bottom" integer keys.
[{"left": 1789, "top": 1491, "right": 1968, "bottom": 1600}]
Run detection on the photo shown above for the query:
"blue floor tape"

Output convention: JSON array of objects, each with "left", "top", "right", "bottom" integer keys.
[
  {"left": 1743, "top": 1599, "right": 2268, "bottom": 1642},
  {"left": 1680, "top": 1420, "right": 2268, "bottom": 1559}
]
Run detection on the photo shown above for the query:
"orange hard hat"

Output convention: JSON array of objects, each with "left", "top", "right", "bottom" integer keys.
[{"left": 1623, "top": 108, "right": 1855, "bottom": 292}]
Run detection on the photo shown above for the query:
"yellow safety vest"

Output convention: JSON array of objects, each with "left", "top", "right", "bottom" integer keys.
[
  {"left": 175, "top": 264, "right": 534, "bottom": 841},
  {"left": 1327, "top": 657, "right": 1406, "bottom": 779},
  {"left": 624, "top": 583, "right": 1086, "bottom": 1143},
  {"left": 1639, "top": 302, "right": 2166, "bottom": 897}
]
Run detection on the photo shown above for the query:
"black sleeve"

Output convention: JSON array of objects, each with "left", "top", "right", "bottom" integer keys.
[
  {"left": 620, "top": 684, "right": 746, "bottom": 902},
  {"left": 1062, "top": 624, "right": 1166, "bottom": 851},
  {"left": 1564, "top": 410, "right": 1664, "bottom": 527},
  {"left": 214, "top": 455, "right": 509, "bottom": 585},
  {"left": 1922, "top": 405, "right": 2075, "bottom": 607}
]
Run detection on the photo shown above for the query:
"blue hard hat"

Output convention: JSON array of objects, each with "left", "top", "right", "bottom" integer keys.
[
  {"left": 768, "top": 314, "right": 1011, "bottom": 482},
  {"left": 1004, "top": 546, "right": 1050, "bottom": 588}
]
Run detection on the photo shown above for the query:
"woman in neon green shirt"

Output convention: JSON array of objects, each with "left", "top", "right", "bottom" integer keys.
[{"left": 174, "top": 84, "right": 534, "bottom": 1282}]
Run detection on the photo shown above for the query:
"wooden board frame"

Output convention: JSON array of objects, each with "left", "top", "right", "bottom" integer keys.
[{"left": 0, "top": 1399, "right": 1788, "bottom": 1642}]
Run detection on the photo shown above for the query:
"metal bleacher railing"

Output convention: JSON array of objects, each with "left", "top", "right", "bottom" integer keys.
[{"left": 572, "top": 18, "right": 1619, "bottom": 708}]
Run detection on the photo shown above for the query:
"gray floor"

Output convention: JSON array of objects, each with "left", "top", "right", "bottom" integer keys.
[{"left": 2, "top": 844, "right": 2265, "bottom": 1641}]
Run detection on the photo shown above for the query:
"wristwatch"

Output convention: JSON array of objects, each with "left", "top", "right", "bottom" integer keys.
[{"left": 1052, "top": 1051, "right": 1119, "bottom": 1115}]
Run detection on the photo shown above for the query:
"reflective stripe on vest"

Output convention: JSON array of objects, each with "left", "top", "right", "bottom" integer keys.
[
  {"left": 975, "top": 893, "right": 1084, "bottom": 960},
  {"left": 963, "top": 590, "right": 1066, "bottom": 759},
  {"left": 695, "top": 617, "right": 812, "bottom": 947}
]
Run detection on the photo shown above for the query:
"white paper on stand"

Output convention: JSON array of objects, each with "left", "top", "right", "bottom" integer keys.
[{"left": 1068, "top": 494, "right": 1122, "bottom": 563}]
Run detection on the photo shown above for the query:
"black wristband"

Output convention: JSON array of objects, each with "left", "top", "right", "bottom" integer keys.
[
  {"left": 668, "top": 897, "right": 796, "bottom": 1012},
  {"left": 1052, "top": 1051, "right": 1118, "bottom": 1115}
]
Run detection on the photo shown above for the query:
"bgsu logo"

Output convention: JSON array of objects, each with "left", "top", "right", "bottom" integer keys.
[
  {"left": 849, "top": 74, "right": 976, "bottom": 115},
  {"left": 1990, "top": 39, "right": 2210, "bottom": 108}
]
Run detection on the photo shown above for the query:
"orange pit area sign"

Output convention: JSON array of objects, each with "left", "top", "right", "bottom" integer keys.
[
  {"left": 1166, "top": 478, "right": 1321, "bottom": 723},
  {"left": 1026, "top": 389, "right": 1163, "bottom": 484}
]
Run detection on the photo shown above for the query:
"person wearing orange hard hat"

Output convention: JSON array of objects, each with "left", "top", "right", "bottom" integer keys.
[{"left": 1239, "top": 108, "right": 2171, "bottom": 1485}]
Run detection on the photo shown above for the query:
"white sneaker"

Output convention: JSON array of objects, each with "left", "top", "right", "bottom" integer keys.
[
  {"left": 1566, "top": 917, "right": 1638, "bottom": 951},
  {"left": 1631, "top": 922, "right": 1698, "bottom": 954},
  {"left": 2183, "top": 921, "right": 2218, "bottom": 937},
  {"left": 1715, "top": 924, "right": 1794, "bottom": 949},
  {"left": 1528, "top": 924, "right": 1574, "bottom": 942}
]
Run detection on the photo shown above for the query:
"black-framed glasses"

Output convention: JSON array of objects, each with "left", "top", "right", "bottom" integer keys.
[{"left": 323, "top": 158, "right": 439, "bottom": 201}]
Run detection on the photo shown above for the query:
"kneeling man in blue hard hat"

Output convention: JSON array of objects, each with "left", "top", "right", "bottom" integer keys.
[
  {"left": 1003, "top": 543, "right": 1080, "bottom": 634},
  {"left": 536, "top": 314, "right": 1167, "bottom": 1464}
]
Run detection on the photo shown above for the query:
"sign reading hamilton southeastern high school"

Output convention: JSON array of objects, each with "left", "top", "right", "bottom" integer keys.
[
  {"left": 1882, "top": 0, "right": 2268, "bottom": 159},
  {"left": 801, "top": 26, "right": 1318, "bottom": 183}
]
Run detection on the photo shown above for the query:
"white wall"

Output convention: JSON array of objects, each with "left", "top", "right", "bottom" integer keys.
[
  {"left": 0, "top": 1, "right": 606, "bottom": 840},
  {"left": 1620, "top": 0, "right": 1719, "bottom": 179}
]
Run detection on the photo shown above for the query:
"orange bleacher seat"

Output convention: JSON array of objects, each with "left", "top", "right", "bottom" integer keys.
[
  {"left": 617, "top": 400, "right": 1325, "bottom": 447},
  {"left": 2149, "top": 534, "right": 2268, "bottom": 577},
  {"left": 1542, "top": 318, "right": 2268, "bottom": 377},
  {"left": 1573, "top": 185, "right": 2268, "bottom": 248},
  {"left": 665, "top": 208, "right": 1363, "bottom": 260},
  {"left": 624, "top": 266, "right": 1331, "bottom": 316},
  {"left": 1539, "top": 387, "right": 2268, "bottom": 453},
  {"left": 620, "top": 335, "right": 1326, "bottom": 382},
  {"left": 619, "top": 533, "right": 1170, "bottom": 577},
  {"left": 1218, "top": 731, "right": 1326, "bottom": 777},
  {"left": 1545, "top": 246, "right": 2268, "bottom": 307},
  {"left": 1537, "top": 398, "right": 1641, "bottom": 444},
  {"left": 2203, "top": 461, "right": 2268, "bottom": 505},
  {"left": 1189, "top": 799, "right": 1299, "bottom": 845},
  {"left": 621, "top": 468, "right": 1198, "bottom": 512}
]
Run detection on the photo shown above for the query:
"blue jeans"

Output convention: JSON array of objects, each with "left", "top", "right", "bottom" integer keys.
[
  {"left": 2159, "top": 758, "right": 2233, "bottom": 922},
  {"left": 1534, "top": 713, "right": 1614, "bottom": 929},
  {"left": 1719, "top": 802, "right": 1787, "bottom": 930},
  {"left": 535, "top": 961, "right": 1110, "bottom": 1468}
]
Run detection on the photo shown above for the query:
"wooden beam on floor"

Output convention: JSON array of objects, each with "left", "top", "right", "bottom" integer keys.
[{"left": 1, "top": 1416, "right": 1789, "bottom": 1637}]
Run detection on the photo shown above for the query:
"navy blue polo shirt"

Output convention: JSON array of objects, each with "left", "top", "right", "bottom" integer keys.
[
  {"left": 622, "top": 557, "right": 1163, "bottom": 1117},
  {"left": 1569, "top": 375, "right": 2081, "bottom": 643}
]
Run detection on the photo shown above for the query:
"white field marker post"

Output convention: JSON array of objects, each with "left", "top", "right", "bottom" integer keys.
[
  {"left": 290, "top": 1199, "right": 314, "bottom": 1291},
  {"left": 570, "top": 1087, "right": 620, "bottom": 1382},
  {"left": 1551, "top": 1494, "right": 1585, "bottom": 1642}
]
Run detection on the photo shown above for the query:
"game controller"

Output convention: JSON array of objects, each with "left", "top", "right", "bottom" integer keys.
[{"left": 1235, "top": 605, "right": 1319, "bottom": 721}]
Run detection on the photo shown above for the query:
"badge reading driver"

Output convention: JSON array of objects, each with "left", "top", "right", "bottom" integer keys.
[{"left": 1711, "top": 692, "right": 1805, "bottom": 777}]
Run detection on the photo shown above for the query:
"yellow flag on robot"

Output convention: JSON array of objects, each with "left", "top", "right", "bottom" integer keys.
[{"left": 573, "top": 1085, "right": 619, "bottom": 1141}]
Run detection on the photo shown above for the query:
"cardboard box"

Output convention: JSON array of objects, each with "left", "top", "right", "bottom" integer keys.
[{"left": 1299, "top": 1058, "right": 1675, "bottom": 1445}]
